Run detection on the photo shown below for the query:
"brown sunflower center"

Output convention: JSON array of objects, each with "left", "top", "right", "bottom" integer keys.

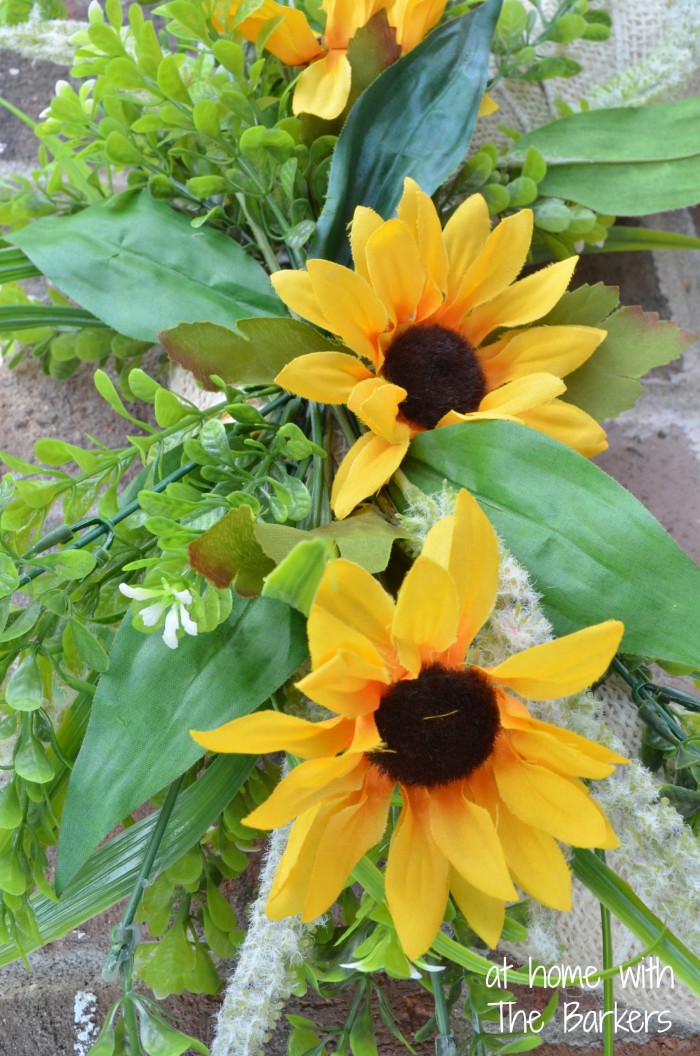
[
  {"left": 381, "top": 324, "right": 486, "bottom": 429},
  {"left": 369, "top": 663, "right": 500, "bottom": 788}
]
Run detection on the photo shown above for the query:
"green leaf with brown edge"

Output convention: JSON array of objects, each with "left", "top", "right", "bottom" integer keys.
[
  {"left": 538, "top": 283, "right": 696, "bottom": 420},
  {"left": 565, "top": 306, "right": 696, "bottom": 420},
  {"left": 56, "top": 595, "right": 306, "bottom": 891},
  {"left": 188, "top": 505, "right": 274, "bottom": 595},
  {"left": 255, "top": 507, "right": 410, "bottom": 572},
  {"left": 403, "top": 420, "right": 700, "bottom": 668},
  {"left": 160, "top": 317, "right": 334, "bottom": 391}
]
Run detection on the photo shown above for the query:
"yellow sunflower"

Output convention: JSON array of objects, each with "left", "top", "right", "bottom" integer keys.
[
  {"left": 214, "top": 1, "right": 474, "bottom": 120},
  {"left": 272, "top": 178, "right": 608, "bottom": 519},
  {"left": 192, "top": 490, "right": 625, "bottom": 959}
]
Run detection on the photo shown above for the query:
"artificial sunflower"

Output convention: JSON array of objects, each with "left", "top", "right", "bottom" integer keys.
[
  {"left": 273, "top": 178, "right": 608, "bottom": 518},
  {"left": 192, "top": 490, "right": 625, "bottom": 959},
  {"left": 213, "top": 0, "right": 481, "bottom": 120}
]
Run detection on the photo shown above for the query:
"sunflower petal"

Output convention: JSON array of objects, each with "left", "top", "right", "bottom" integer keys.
[
  {"left": 421, "top": 489, "right": 499, "bottom": 659},
  {"left": 517, "top": 398, "right": 608, "bottom": 457},
  {"left": 297, "top": 650, "right": 387, "bottom": 717},
  {"left": 347, "top": 377, "right": 412, "bottom": 443},
  {"left": 495, "top": 805, "right": 572, "bottom": 910},
  {"left": 393, "top": 558, "right": 460, "bottom": 674},
  {"left": 270, "top": 270, "right": 332, "bottom": 332},
  {"left": 275, "top": 351, "right": 374, "bottom": 403},
  {"left": 351, "top": 206, "right": 385, "bottom": 284},
  {"left": 308, "top": 259, "right": 388, "bottom": 364},
  {"left": 441, "top": 195, "right": 491, "bottom": 305},
  {"left": 293, "top": 49, "right": 353, "bottom": 120},
  {"left": 236, "top": 0, "right": 323, "bottom": 65},
  {"left": 427, "top": 785, "right": 516, "bottom": 899},
  {"left": 486, "top": 620, "right": 624, "bottom": 700},
  {"left": 491, "top": 736, "right": 615, "bottom": 846},
  {"left": 266, "top": 804, "right": 329, "bottom": 918},
  {"left": 397, "top": 177, "right": 449, "bottom": 295},
  {"left": 480, "top": 325, "right": 607, "bottom": 389},
  {"left": 463, "top": 257, "right": 578, "bottom": 346},
  {"left": 479, "top": 373, "right": 566, "bottom": 415},
  {"left": 191, "top": 712, "right": 352, "bottom": 759},
  {"left": 449, "top": 869, "right": 506, "bottom": 947},
  {"left": 385, "top": 788, "right": 449, "bottom": 958},
  {"left": 507, "top": 727, "right": 618, "bottom": 780},
  {"left": 311, "top": 558, "right": 396, "bottom": 657},
  {"left": 453, "top": 209, "right": 534, "bottom": 317},
  {"left": 302, "top": 768, "right": 393, "bottom": 919},
  {"left": 244, "top": 753, "right": 365, "bottom": 829},
  {"left": 365, "top": 219, "right": 427, "bottom": 326},
  {"left": 332, "top": 432, "right": 409, "bottom": 519}
]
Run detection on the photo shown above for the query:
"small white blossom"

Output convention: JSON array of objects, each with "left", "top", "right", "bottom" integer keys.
[{"left": 119, "top": 583, "right": 198, "bottom": 650}]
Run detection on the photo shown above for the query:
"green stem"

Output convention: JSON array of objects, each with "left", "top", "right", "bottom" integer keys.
[
  {"left": 597, "top": 850, "right": 615, "bottom": 1056},
  {"left": 234, "top": 192, "right": 280, "bottom": 273},
  {"left": 429, "top": 962, "right": 456, "bottom": 1056}
]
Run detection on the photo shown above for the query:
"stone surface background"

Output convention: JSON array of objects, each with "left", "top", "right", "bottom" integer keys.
[{"left": 1, "top": 28, "right": 700, "bottom": 1056}]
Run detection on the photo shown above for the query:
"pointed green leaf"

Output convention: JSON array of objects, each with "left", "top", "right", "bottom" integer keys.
[
  {"left": 9, "top": 192, "right": 284, "bottom": 342},
  {"left": 403, "top": 421, "right": 700, "bottom": 667},
  {"left": 572, "top": 849, "right": 700, "bottom": 996},
  {"left": 503, "top": 97, "right": 700, "bottom": 215},
  {"left": 56, "top": 596, "right": 306, "bottom": 891},
  {"left": 311, "top": 0, "right": 503, "bottom": 263},
  {"left": 160, "top": 317, "right": 332, "bottom": 391}
]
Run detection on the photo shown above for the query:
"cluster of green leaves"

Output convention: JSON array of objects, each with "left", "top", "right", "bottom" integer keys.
[
  {"left": 492, "top": 0, "right": 610, "bottom": 83},
  {"left": 0, "top": 278, "right": 152, "bottom": 382},
  {"left": 437, "top": 139, "right": 614, "bottom": 258}
]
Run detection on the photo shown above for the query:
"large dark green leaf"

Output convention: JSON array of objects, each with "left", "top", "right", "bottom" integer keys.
[
  {"left": 311, "top": 0, "right": 503, "bottom": 263},
  {"left": 0, "top": 755, "right": 253, "bottom": 968},
  {"left": 56, "top": 595, "right": 307, "bottom": 891},
  {"left": 10, "top": 191, "right": 284, "bottom": 342},
  {"left": 504, "top": 97, "right": 700, "bottom": 215},
  {"left": 403, "top": 421, "right": 700, "bottom": 667}
]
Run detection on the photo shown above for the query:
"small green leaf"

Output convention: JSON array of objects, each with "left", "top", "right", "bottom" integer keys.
[
  {"left": 68, "top": 621, "right": 110, "bottom": 673},
  {"left": 156, "top": 55, "right": 192, "bottom": 104},
  {"left": 14, "top": 734, "right": 54, "bottom": 784},
  {"left": 0, "top": 602, "right": 42, "bottom": 644},
  {"left": 349, "top": 999, "right": 378, "bottom": 1056},
  {"left": 29, "top": 550, "right": 97, "bottom": 581},
  {"left": 160, "top": 317, "right": 331, "bottom": 391},
  {"left": 5, "top": 654, "right": 43, "bottom": 712},
  {"left": 0, "top": 554, "right": 19, "bottom": 599},
  {"left": 256, "top": 508, "right": 409, "bottom": 573},
  {"left": 262, "top": 538, "right": 337, "bottom": 615},
  {"left": 136, "top": 1001, "right": 208, "bottom": 1056},
  {"left": 0, "top": 781, "right": 22, "bottom": 829},
  {"left": 188, "top": 506, "right": 275, "bottom": 595}
]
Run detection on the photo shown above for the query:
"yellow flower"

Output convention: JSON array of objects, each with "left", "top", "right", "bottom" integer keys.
[
  {"left": 192, "top": 490, "right": 625, "bottom": 959},
  {"left": 215, "top": 0, "right": 449, "bottom": 120},
  {"left": 273, "top": 179, "right": 608, "bottom": 518}
]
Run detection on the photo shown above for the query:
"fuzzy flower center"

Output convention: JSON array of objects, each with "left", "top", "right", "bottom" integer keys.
[
  {"left": 381, "top": 324, "right": 486, "bottom": 429},
  {"left": 369, "top": 663, "right": 501, "bottom": 788}
]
